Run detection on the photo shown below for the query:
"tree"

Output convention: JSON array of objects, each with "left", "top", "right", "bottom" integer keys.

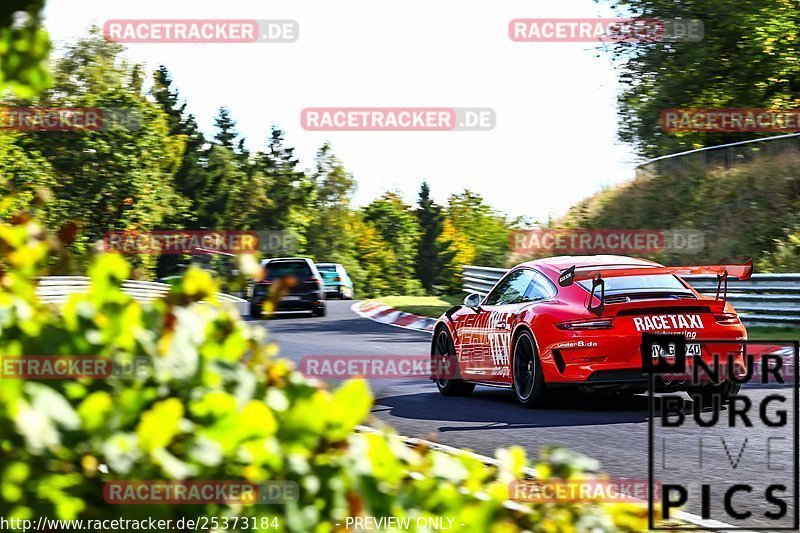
[
  {"left": 198, "top": 144, "right": 243, "bottom": 228},
  {"left": 0, "top": 0, "right": 51, "bottom": 97},
  {"left": 445, "top": 190, "right": 511, "bottom": 266},
  {"left": 151, "top": 66, "right": 182, "bottom": 134},
  {"left": 305, "top": 143, "right": 356, "bottom": 262},
  {"left": 199, "top": 107, "right": 271, "bottom": 231},
  {"left": 255, "top": 127, "right": 315, "bottom": 252},
  {"left": 414, "top": 182, "right": 452, "bottom": 293},
  {"left": 9, "top": 29, "right": 188, "bottom": 277},
  {"left": 213, "top": 106, "right": 238, "bottom": 149},
  {"left": 362, "top": 192, "right": 421, "bottom": 294},
  {"left": 438, "top": 218, "right": 477, "bottom": 293},
  {"left": 151, "top": 65, "right": 207, "bottom": 215},
  {"left": 439, "top": 190, "right": 511, "bottom": 291},
  {"left": 197, "top": 144, "right": 268, "bottom": 230},
  {"left": 0, "top": 131, "right": 57, "bottom": 223},
  {"left": 603, "top": 0, "right": 800, "bottom": 158},
  {"left": 349, "top": 215, "right": 395, "bottom": 297}
]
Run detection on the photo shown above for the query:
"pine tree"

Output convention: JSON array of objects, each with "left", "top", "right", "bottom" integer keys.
[
  {"left": 152, "top": 65, "right": 182, "bottom": 134},
  {"left": 151, "top": 66, "right": 208, "bottom": 206},
  {"left": 257, "top": 126, "right": 313, "bottom": 233},
  {"left": 415, "top": 182, "right": 452, "bottom": 292},
  {"left": 213, "top": 107, "right": 238, "bottom": 149}
]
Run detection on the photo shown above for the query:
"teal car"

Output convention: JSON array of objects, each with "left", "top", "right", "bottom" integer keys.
[{"left": 315, "top": 263, "right": 354, "bottom": 299}]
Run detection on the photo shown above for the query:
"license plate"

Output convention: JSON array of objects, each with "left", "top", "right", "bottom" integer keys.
[
  {"left": 651, "top": 343, "right": 701, "bottom": 359},
  {"left": 281, "top": 296, "right": 301, "bottom": 301}
]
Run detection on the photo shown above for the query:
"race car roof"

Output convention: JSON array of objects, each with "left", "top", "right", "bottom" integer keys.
[{"left": 521, "top": 255, "right": 663, "bottom": 276}]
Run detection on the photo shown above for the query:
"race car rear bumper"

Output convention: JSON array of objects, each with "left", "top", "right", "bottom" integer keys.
[{"left": 541, "top": 332, "right": 747, "bottom": 385}]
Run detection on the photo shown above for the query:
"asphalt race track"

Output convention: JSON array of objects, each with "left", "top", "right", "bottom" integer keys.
[{"left": 259, "top": 300, "right": 798, "bottom": 529}]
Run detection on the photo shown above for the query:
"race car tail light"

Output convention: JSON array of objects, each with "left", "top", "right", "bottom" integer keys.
[
  {"left": 714, "top": 313, "right": 740, "bottom": 325},
  {"left": 556, "top": 318, "right": 613, "bottom": 330},
  {"left": 334, "top": 276, "right": 342, "bottom": 282}
]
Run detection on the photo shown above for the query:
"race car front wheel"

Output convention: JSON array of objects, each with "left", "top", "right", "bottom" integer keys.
[
  {"left": 512, "top": 330, "right": 548, "bottom": 408},
  {"left": 433, "top": 329, "right": 474, "bottom": 396}
]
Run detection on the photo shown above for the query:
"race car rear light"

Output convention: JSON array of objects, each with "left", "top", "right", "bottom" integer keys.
[
  {"left": 334, "top": 276, "right": 342, "bottom": 282},
  {"left": 556, "top": 319, "right": 613, "bottom": 330},
  {"left": 714, "top": 313, "right": 740, "bottom": 325}
]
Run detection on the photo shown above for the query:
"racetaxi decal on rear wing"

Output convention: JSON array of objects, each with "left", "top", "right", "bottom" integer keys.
[{"left": 633, "top": 314, "right": 704, "bottom": 331}]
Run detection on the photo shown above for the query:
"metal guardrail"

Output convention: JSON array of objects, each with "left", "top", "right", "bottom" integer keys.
[
  {"left": 636, "top": 132, "right": 800, "bottom": 177},
  {"left": 463, "top": 265, "right": 800, "bottom": 328},
  {"left": 36, "top": 276, "right": 249, "bottom": 316}
]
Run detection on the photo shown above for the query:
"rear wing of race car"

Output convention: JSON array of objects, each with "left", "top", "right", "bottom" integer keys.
[{"left": 557, "top": 260, "right": 753, "bottom": 317}]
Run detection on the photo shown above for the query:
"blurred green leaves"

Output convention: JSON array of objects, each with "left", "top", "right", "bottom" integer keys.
[
  {"left": 0, "top": 215, "right": 647, "bottom": 531},
  {"left": 0, "top": 1, "right": 51, "bottom": 98}
]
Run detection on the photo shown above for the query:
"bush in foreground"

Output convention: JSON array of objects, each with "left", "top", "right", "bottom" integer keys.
[{"left": 0, "top": 217, "right": 649, "bottom": 532}]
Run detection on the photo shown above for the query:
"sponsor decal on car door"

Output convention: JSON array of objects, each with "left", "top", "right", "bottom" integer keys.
[
  {"left": 454, "top": 307, "right": 514, "bottom": 377},
  {"left": 452, "top": 309, "right": 492, "bottom": 376},
  {"left": 487, "top": 308, "right": 515, "bottom": 377}
]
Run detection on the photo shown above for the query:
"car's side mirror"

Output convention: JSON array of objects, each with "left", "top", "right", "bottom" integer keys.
[{"left": 463, "top": 292, "right": 482, "bottom": 309}]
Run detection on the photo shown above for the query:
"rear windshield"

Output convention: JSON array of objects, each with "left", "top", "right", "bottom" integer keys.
[
  {"left": 578, "top": 274, "right": 689, "bottom": 294},
  {"left": 316, "top": 265, "right": 336, "bottom": 272},
  {"left": 264, "top": 261, "right": 312, "bottom": 279}
]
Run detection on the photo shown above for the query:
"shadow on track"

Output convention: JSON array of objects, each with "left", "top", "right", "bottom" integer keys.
[
  {"left": 373, "top": 389, "right": 654, "bottom": 431},
  {"left": 372, "top": 387, "right": 732, "bottom": 432}
]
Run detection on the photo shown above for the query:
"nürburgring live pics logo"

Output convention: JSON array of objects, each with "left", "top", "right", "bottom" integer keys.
[{"left": 643, "top": 334, "right": 799, "bottom": 530}]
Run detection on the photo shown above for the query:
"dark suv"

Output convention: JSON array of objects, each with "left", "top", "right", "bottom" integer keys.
[{"left": 249, "top": 258, "right": 326, "bottom": 319}]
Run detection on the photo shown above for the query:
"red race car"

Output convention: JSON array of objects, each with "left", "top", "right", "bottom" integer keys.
[{"left": 431, "top": 255, "right": 753, "bottom": 407}]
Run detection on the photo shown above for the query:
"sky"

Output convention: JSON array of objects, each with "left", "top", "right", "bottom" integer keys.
[{"left": 42, "top": 0, "right": 640, "bottom": 222}]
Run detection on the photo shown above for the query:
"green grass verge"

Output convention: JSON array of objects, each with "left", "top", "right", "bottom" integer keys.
[
  {"left": 746, "top": 326, "right": 800, "bottom": 341},
  {"left": 375, "top": 294, "right": 464, "bottom": 318}
]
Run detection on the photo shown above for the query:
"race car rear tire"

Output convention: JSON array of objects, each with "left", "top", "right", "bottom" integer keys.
[
  {"left": 512, "top": 330, "right": 548, "bottom": 408},
  {"left": 433, "top": 328, "right": 474, "bottom": 396}
]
